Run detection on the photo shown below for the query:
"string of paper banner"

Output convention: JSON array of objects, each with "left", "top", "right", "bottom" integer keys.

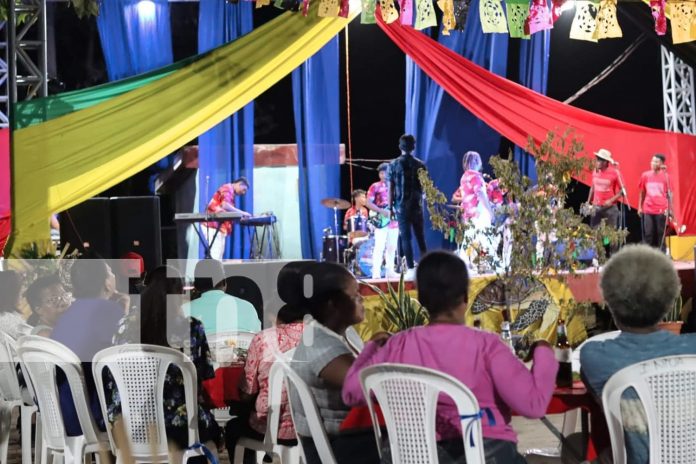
[{"left": 259, "top": 0, "right": 696, "bottom": 44}]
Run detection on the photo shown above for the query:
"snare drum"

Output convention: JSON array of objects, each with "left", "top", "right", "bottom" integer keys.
[
  {"left": 348, "top": 214, "right": 369, "bottom": 242},
  {"left": 323, "top": 235, "right": 348, "bottom": 263}
]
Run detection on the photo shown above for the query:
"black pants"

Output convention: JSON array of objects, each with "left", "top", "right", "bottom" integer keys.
[
  {"left": 299, "top": 430, "right": 381, "bottom": 464},
  {"left": 436, "top": 437, "right": 527, "bottom": 463},
  {"left": 590, "top": 204, "right": 619, "bottom": 229},
  {"left": 642, "top": 213, "right": 667, "bottom": 250},
  {"left": 397, "top": 209, "right": 427, "bottom": 269},
  {"left": 590, "top": 204, "right": 620, "bottom": 256}
]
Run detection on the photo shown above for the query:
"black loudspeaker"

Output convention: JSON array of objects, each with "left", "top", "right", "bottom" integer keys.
[
  {"left": 59, "top": 198, "right": 112, "bottom": 259},
  {"left": 60, "top": 196, "right": 162, "bottom": 273},
  {"left": 110, "top": 196, "right": 162, "bottom": 272}
]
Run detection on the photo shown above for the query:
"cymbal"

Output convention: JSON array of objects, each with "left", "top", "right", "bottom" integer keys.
[{"left": 321, "top": 197, "right": 351, "bottom": 210}]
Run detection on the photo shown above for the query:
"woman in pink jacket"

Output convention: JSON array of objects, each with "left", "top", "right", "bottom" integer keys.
[{"left": 342, "top": 251, "right": 558, "bottom": 463}]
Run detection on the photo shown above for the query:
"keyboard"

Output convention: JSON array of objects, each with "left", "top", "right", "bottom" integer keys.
[
  {"left": 174, "top": 212, "right": 244, "bottom": 223},
  {"left": 240, "top": 215, "right": 277, "bottom": 227}
]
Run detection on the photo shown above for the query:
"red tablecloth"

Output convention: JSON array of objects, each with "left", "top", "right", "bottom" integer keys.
[{"left": 202, "top": 365, "right": 244, "bottom": 409}]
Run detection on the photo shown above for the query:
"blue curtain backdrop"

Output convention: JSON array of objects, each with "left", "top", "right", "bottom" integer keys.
[
  {"left": 97, "top": 0, "right": 174, "bottom": 193},
  {"left": 97, "top": 0, "right": 173, "bottom": 81},
  {"left": 197, "top": 0, "right": 255, "bottom": 259},
  {"left": 405, "top": 0, "right": 509, "bottom": 250},
  {"left": 513, "top": 32, "right": 551, "bottom": 183},
  {"left": 293, "top": 38, "right": 341, "bottom": 260}
]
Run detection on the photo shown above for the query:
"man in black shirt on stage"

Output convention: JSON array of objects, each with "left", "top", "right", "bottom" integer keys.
[{"left": 389, "top": 134, "right": 428, "bottom": 276}]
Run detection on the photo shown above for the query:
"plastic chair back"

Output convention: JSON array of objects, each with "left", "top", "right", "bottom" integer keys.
[
  {"left": 278, "top": 350, "right": 337, "bottom": 464},
  {"left": 344, "top": 326, "right": 364, "bottom": 354},
  {"left": 573, "top": 330, "right": 621, "bottom": 373},
  {"left": 601, "top": 354, "right": 696, "bottom": 464},
  {"left": 92, "top": 344, "right": 200, "bottom": 462},
  {"left": 16, "top": 335, "right": 105, "bottom": 453},
  {"left": 360, "top": 363, "right": 486, "bottom": 464},
  {"left": 0, "top": 331, "right": 23, "bottom": 402}
]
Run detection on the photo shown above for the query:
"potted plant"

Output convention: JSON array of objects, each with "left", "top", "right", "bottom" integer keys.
[{"left": 363, "top": 263, "right": 429, "bottom": 333}]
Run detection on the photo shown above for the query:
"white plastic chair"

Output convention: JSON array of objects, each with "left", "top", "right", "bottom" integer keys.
[
  {"left": 232, "top": 349, "right": 300, "bottom": 464},
  {"left": 573, "top": 330, "right": 622, "bottom": 373},
  {"left": 601, "top": 354, "right": 696, "bottom": 464},
  {"left": 344, "top": 326, "right": 364, "bottom": 354},
  {"left": 0, "top": 332, "right": 40, "bottom": 464},
  {"left": 359, "top": 363, "right": 486, "bottom": 464},
  {"left": 16, "top": 335, "right": 110, "bottom": 464},
  {"left": 92, "top": 344, "right": 208, "bottom": 463},
  {"left": 278, "top": 349, "right": 337, "bottom": 464}
]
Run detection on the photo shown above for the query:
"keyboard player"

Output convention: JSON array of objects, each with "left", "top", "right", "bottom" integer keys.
[{"left": 204, "top": 177, "right": 251, "bottom": 260}]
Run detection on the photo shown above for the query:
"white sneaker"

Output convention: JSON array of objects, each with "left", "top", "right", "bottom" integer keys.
[{"left": 404, "top": 268, "right": 416, "bottom": 281}]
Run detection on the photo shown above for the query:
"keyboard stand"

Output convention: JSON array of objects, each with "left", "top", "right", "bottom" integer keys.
[
  {"left": 194, "top": 221, "right": 224, "bottom": 259},
  {"left": 246, "top": 222, "right": 280, "bottom": 259}
]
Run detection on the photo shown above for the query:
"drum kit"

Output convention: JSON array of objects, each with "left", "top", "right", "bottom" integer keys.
[{"left": 320, "top": 197, "right": 374, "bottom": 276}]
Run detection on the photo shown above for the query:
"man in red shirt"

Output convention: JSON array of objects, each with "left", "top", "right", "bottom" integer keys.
[
  {"left": 203, "top": 177, "right": 251, "bottom": 260},
  {"left": 587, "top": 149, "right": 623, "bottom": 237},
  {"left": 343, "top": 189, "right": 369, "bottom": 238},
  {"left": 638, "top": 154, "right": 672, "bottom": 250}
]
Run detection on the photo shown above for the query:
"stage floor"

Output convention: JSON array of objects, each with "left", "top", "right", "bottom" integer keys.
[{"left": 359, "top": 260, "right": 695, "bottom": 303}]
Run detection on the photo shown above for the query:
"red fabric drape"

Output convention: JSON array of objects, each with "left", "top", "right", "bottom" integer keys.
[
  {"left": 379, "top": 19, "right": 696, "bottom": 235},
  {"left": 0, "top": 128, "right": 10, "bottom": 255}
]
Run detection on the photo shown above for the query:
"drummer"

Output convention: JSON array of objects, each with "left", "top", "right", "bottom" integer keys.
[{"left": 343, "top": 189, "right": 369, "bottom": 242}]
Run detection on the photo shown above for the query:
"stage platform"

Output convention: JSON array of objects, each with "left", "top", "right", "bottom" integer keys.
[{"left": 358, "top": 260, "right": 695, "bottom": 304}]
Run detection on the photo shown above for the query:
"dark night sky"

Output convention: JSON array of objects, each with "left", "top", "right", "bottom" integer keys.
[{"left": 52, "top": 1, "right": 663, "bottom": 240}]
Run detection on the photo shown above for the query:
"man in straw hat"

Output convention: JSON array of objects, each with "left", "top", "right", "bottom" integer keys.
[{"left": 586, "top": 148, "right": 624, "bottom": 254}]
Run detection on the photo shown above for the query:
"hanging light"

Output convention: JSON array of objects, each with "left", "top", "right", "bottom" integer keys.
[{"left": 136, "top": 0, "right": 157, "bottom": 20}]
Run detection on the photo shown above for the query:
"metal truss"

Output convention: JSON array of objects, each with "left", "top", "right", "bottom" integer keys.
[
  {"left": 661, "top": 46, "right": 696, "bottom": 135},
  {"left": 5, "top": 0, "right": 47, "bottom": 127},
  {"left": 0, "top": 21, "right": 8, "bottom": 128}
]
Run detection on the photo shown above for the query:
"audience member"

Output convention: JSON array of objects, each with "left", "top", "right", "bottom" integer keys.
[
  {"left": 580, "top": 244, "right": 696, "bottom": 464},
  {"left": 225, "top": 262, "right": 309, "bottom": 462},
  {"left": 290, "top": 262, "right": 380, "bottom": 464},
  {"left": 342, "top": 250, "right": 558, "bottom": 463},
  {"left": 0, "top": 270, "right": 31, "bottom": 338},
  {"left": 51, "top": 255, "right": 124, "bottom": 436},
  {"left": 25, "top": 274, "right": 71, "bottom": 336},
  {"left": 110, "top": 265, "right": 221, "bottom": 459},
  {"left": 183, "top": 259, "right": 261, "bottom": 334}
]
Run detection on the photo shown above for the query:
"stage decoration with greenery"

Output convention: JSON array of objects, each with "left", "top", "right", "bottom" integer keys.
[{"left": 420, "top": 129, "right": 626, "bottom": 350}]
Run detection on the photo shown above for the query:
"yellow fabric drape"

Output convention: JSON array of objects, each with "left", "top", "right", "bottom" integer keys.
[{"left": 10, "top": 1, "right": 360, "bottom": 253}]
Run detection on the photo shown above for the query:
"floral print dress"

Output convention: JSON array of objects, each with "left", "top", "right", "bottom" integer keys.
[
  {"left": 107, "top": 313, "right": 221, "bottom": 446},
  {"left": 240, "top": 322, "right": 304, "bottom": 439}
]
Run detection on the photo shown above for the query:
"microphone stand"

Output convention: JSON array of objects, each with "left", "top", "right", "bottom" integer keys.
[
  {"left": 614, "top": 164, "right": 628, "bottom": 249},
  {"left": 203, "top": 176, "right": 212, "bottom": 259},
  {"left": 660, "top": 168, "right": 673, "bottom": 256}
]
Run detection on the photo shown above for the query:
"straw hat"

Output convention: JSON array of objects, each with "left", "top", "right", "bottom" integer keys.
[{"left": 594, "top": 148, "right": 615, "bottom": 163}]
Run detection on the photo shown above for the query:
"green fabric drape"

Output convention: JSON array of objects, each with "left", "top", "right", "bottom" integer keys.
[{"left": 13, "top": 55, "right": 200, "bottom": 130}]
